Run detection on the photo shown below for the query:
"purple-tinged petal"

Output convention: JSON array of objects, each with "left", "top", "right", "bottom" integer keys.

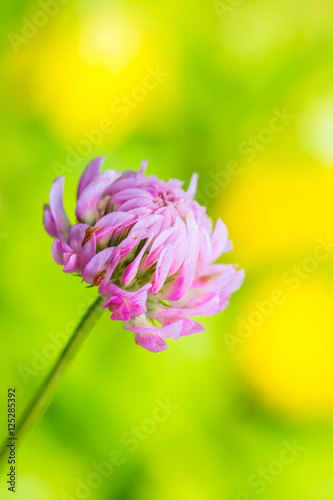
[
  {"left": 43, "top": 204, "right": 58, "bottom": 238},
  {"left": 130, "top": 214, "right": 164, "bottom": 232},
  {"left": 118, "top": 227, "right": 153, "bottom": 260},
  {"left": 124, "top": 317, "right": 183, "bottom": 352},
  {"left": 51, "top": 239, "right": 69, "bottom": 265},
  {"left": 111, "top": 188, "right": 153, "bottom": 207},
  {"left": 81, "top": 232, "right": 96, "bottom": 270},
  {"left": 168, "top": 218, "right": 188, "bottom": 276},
  {"left": 210, "top": 218, "right": 228, "bottom": 262},
  {"left": 107, "top": 177, "right": 142, "bottom": 195},
  {"left": 49, "top": 176, "right": 71, "bottom": 242},
  {"left": 180, "top": 318, "right": 205, "bottom": 336},
  {"left": 160, "top": 216, "right": 199, "bottom": 300},
  {"left": 197, "top": 229, "right": 212, "bottom": 275},
  {"left": 140, "top": 159, "right": 148, "bottom": 174},
  {"left": 83, "top": 246, "right": 120, "bottom": 286},
  {"left": 116, "top": 215, "right": 163, "bottom": 259},
  {"left": 150, "top": 245, "right": 173, "bottom": 294},
  {"left": 160, "top": 262, "right": 195, "bottom": 301},
  {"left": 121, "top": 237, "right": 153, "bottom": 286},
  {"left": 159, "top": 292, "right": 222, "bottom": 317},
  {"left": 223, "top": 268, "right": 245, "bottom": 294},
  {"left": 155, "top": 206, "right": 172, "bottom": 232},
  {"left": 144, "top": 224, "right": 179, "bottom": 267},
  {"left": 68, "top": 223, "right": 90, "bottom": 254},
  {"left": 117, "top": 198, "right": 154, "bottom": 211},
  {"left": 76, "top": 170, "right": 122, "bottom": 224},
  {"left": 159, "top": 316, "right": 205, "bottom": 336},
  {"left": 63, "top": 253, "right": 81, "bottom": 273},
  {"left": 77, "top": 156, "right": 105, "bottom": 200},
  {"left": 51, "top": 240, "right": 81, "bottom": 273},
  {"left": 102, "top": 284, "right": 151, "bottom": 321},
  {"left": 187, "top": 173, "right": 198, "bottom": 200},
  {"left": 225, "top": 239, "right": 233, "bottom": 252},
  {"left": 135, "top": 333, "right": 168, "bottom": 353},
  {"left": 95, "top": 212, "right": 136, "bottom": 247}
]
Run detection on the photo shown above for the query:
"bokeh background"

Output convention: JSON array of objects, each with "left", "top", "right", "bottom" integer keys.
[{"left": 1, "top": 0, "right": 333, "bottom": 499}]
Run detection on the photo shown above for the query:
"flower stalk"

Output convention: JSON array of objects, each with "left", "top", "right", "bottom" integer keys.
[{"left": 0, "top": 295, "right": 105, "bottom": 471}]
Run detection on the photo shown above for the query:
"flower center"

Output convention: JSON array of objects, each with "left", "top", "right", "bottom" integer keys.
[{"left": 155, "top": 190, "right": 177, "bottom": 207}]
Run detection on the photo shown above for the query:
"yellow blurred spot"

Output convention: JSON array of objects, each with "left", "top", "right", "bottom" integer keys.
[
  {"left": 78, "top": 7, "right": 142, "bottom": 75},
  {"left": 218, "top": 163, "right": 333, "bottom": 267},
  {"left": 299, "top": 95, "right": 333, "bottom": 168},
  {"left": 236, "top": 276, "right": 333, "bottom": 419}
]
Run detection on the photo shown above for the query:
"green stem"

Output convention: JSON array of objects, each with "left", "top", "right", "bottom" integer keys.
[{"left": 0, "top": 295, "right": 105, "bottom": 472}]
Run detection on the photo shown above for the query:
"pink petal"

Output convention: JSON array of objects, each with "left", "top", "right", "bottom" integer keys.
[
  {"left": 81, "top": 232, "right": 97, "bottom": 270},
  {"left": 76, "top": 170, "right": 122, "bottom": 224},
  {"left": 180, "top": 318, "right": 205, "bottom": 336},
  {"left": 102, "top": 284, "right": 151, "bottom": 321},
  {"left": 51, "top": 239, "right": 68, "bottom": 265},
  {"left": 51, "top": 240, "right": 81, "bottom": 273},
  {"left": 150, "top": 245, "right": 173, "bottom": 294},
  {"left": 117, "top": 227, "right": 153, "bottom": 260},
  {"left": 124, "top": 319, "right": 183, "bottom": 352},
  {"left": 111, "top": 188, "right": 153, "bottom": 207},
  {"left": 140, "top": 159, "right": 148, "bottom": 174},
  {"left": 160, "top": 317, "right": 205, "bottom": 336},
  {"left": 187, "top": 173, "right": 198, "bottom": 200},
  {"left": 49, "top": 177, "right": 71, "bottom": 242},
  {"left": 82, "top": 246, "right": 120, "bottom": 286},
  {"left": 125, "top": 319, "right": 183, "bottom": 340},
  {"left": 95, "top": 212, "right": 136, "bottom": 247},
  {"left": 223, "top": 268, "right": 245, "bottom": 294},
  {"left": 118, "top": 198, "right": 154, "bottom": 211},
  {"left": 121, "top": 237, "right": 152, "bottom": 286},
  {"left": 134, "top": 333, "right": 168, "bottom": 353},
  {"left": 144, "top": 224, "right": 179, "bottom": 267},
  {"left": 197, "top": 230, "right": 212, "bottom": 275},
  {"left": 63, "top": 253, "right": 81, "bottom": 273},
  {"left": 210, "top": 218, "right": 228, "bottom": 262},
  {"left": 77, "top": 157, "right": 105, "bottom": 200},
  {"left": 168, "top": 218, "right": 187, "bottom": 276},
  {"left": 68, "top": 223, "right": 90, "bottom": 254},
  {"left": 43, "top": 204, "right": 58, "bottom": 238}
]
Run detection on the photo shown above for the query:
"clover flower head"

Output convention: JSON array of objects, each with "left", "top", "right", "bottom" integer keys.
[{"left": 43, "top": 157, "right": 244, "bottom": 352}]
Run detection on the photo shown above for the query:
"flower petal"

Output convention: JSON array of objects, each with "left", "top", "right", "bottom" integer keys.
[
  {"left": 77, "top": 156, "right": 105, "bottom": 200},
  {"left": 187, "top": 173, "right": 198, "bottom": 200},
  {"left": 76, "top": 170, "right": 122, "bottom": 224},
  {"left": 95, "top": 212, "right": 136, "bottom": 247},
  {"left": 121, "top": 237, "right": 153, "bottom": 286},
  {"left": 63, "top": 253, "right": 81, "bottom": 273},
  {"left": 210, "top": 218, "right": 228, "bottom": 262},
  {"left": 160, "top": 316, "right": 205, "bottom": 336},
  {"left": 82, "top": 246, "right": 120, "bottom": 286},
  {"left": 43, "top": 204, "right": 58, "bottom": 238},
  {"left": 49, "top": 176, "right": 71, "bottom": 242},
  {"left": 68, "top": 223, "right": 90, "bottom": 254},
  {"left": 102, "top": 284, "right": 151, "bottom": 321},
  {"left": 124, "top": 318, "right": 183, "bottom": 352},
  {"left": 150, "top": 245, "right": 173, "bottom": 294}
]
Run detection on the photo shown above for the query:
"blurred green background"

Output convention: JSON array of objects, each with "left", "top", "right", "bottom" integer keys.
[{"left": 1, "top": 0, "right": 333, "bottom": 499}]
